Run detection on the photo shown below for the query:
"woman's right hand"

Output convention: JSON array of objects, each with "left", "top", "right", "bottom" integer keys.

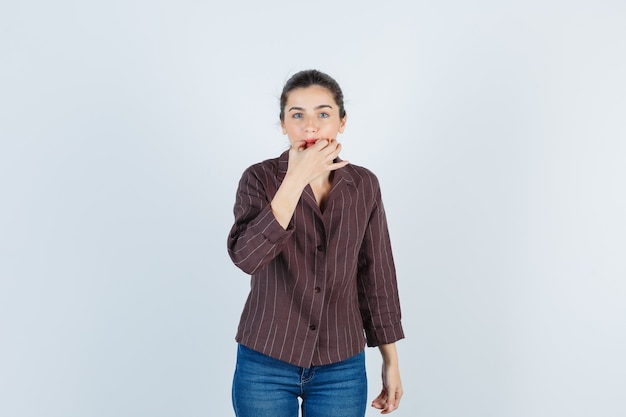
[
  {"left": 286, "top": 139, "right": 349, "bottom": 187},
  {"left": 270, "top": 139, "right": 348, "bottom": 230}
]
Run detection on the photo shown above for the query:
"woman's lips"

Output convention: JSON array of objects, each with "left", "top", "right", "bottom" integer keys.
[{"left": 304, "top": 139, "right": 317, "bottom": 148}]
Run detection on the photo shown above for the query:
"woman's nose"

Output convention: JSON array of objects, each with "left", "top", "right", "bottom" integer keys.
[{"left": 304, "top": 116, "right": 318, "bottom": 131}]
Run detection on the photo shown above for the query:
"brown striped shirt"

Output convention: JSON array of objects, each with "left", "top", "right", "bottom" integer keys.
[{"left": 227, "top": 151, "right": 404, "bottom": 367}]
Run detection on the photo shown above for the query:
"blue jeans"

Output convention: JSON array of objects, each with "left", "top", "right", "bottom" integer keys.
[{"left": 232, "top": 344, "right": 367, "bottom": 417}]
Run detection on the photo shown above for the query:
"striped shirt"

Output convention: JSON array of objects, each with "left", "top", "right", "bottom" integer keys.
[{"left": 227, "top": 151, "right": 404, "bottom": 367}]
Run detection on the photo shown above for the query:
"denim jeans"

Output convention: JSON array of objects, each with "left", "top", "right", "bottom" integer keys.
[{"left": 232, "top": 344, "right": 367, "bottom": 417}]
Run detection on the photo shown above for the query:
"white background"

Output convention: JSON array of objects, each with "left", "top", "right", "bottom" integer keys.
[{"left": 1, "top": 1, "right": 625, "bottom": 416}]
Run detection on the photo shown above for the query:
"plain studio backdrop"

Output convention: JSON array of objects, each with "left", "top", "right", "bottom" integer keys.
[{"left": 1, "top": 1, "right": 625, "bottom": 416}]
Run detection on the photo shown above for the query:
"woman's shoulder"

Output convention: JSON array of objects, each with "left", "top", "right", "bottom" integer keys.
[
  {"left": 241, "top": 152, "right": 284, "bottom": 175},
  {"left": 342, "top": 162, "right": 381, "bottom": 187},
  {"left": 237, "top": 152, "right": 287, "bottom": 188}
]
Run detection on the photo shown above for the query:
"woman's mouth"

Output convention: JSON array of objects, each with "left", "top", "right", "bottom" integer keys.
[{"left": 304, "top": 139, "right": 317, "bottom": 148}]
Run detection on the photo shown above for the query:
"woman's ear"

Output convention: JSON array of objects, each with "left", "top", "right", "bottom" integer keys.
[{"left": 338, "top": 115, "right": 347, "bottom": 134}]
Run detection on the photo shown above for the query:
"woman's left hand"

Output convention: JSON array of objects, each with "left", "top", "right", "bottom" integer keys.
[{"left": 371, "top": 351, "right": 403, "bottom": 414}]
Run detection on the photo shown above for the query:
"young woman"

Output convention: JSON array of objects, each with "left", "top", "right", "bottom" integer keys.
[{"left": 227, "top": 69, "right": 404, "bottom": 417}]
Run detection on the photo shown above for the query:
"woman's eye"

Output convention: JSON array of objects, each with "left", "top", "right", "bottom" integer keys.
[
  {"left": 319, "top": 112, "right": 329, "bottom": 118},
  {"left": 292, "top": 113, "right": 303, "bottom": 119}
]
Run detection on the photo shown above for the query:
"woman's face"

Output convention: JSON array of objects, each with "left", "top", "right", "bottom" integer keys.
[{"left": 281, "top": 85, "right": 347, "bottom": 148}]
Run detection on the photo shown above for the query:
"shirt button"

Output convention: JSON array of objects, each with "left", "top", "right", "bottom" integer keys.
[
  {"left": 316, "top": 245, "right": 324, "bottom": 252},
  {"left": 309, "top": 325, "right": 316, "bottom": 331},
  {"left": 314, "top": 287, "right": 321, "bottom": 293}
]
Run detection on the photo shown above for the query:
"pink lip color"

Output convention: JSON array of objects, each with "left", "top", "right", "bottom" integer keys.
[{"left": 304, "top": 139, "right": 317, "bottom": 148}]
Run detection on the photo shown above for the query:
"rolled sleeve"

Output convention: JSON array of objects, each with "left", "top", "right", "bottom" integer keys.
[
  {"left": 357, "top": 179, "right": 405, "bottom": 347},
  {"left": 365, "top": 321, "right": 405, "bottom": 347}
]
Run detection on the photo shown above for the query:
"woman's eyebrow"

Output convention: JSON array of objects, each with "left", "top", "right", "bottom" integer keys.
[{"left": 288, "top": 104, "right": 333, "bottom": 112}]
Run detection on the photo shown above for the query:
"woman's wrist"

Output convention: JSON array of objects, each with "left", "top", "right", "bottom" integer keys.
[
  {"left": 378, "top": 343, "right": 399, "bottom": 365},
  {"left": 283, "top": 172, "right": 309, "bottom": 191}
]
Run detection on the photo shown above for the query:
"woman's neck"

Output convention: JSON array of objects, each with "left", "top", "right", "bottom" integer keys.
[{"left": 309, "top": 172, "right": 334, "bottom": 211}]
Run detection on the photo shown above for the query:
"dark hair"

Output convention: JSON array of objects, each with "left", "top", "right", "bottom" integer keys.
[{"left": 279, "top": 69, "right": 346, "bottom": 122}]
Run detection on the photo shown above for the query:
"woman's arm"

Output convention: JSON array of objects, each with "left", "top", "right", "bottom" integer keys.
[
  {"left": 354, "top": 173, "right": 405, "bottom": 413},
  {"left": 356, "top": 175, "right": 404, "bottom": 345},
  {"left": 371, "top": 343, "right": 403, "bottom": 414},
  {"left": 227, "top": 140, "right": 347, "bottom": 273},
  {"left": 227, "top": 167, "right": 295, "bottom": 275}
]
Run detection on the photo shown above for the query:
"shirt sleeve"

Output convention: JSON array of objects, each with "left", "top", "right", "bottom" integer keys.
[
  {"left": 227, "top": 166, "right": 294, "bottom": 275},
  {"left": 357, "top": 179, "right": 405, "bottom": 346}
]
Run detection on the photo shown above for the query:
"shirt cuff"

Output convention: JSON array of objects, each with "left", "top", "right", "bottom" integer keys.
[{"left": 365, "top": 322, "right": 405, "bottom": 347}]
